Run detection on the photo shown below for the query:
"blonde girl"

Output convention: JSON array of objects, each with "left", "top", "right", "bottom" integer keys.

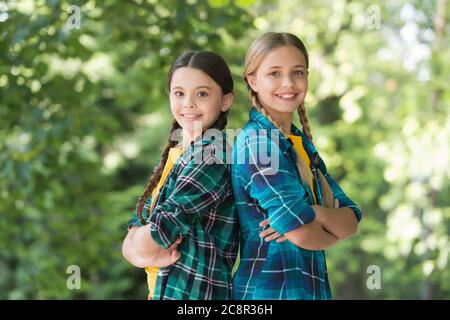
[{"left": 231, "top": 32, "right": 362, "bottom": 300}]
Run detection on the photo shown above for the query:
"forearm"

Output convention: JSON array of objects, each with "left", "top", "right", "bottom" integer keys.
[
  {"left": 132, "top": 224, "right": 163, "bottom": 258},
  {"left": 125, "top": 247, "right": 158, "bottom": 268},
  {"left": 123, "top": 225, "right": 164, "bottom": 267},
  {"left": 123, "top": 225, "right": 182, "bottom": 268},
  {"left": 313, "top": 206, "right": 358, "bottom": 240},
  {"left": 284, "top": 220, "right": 338, "bottom": 250},
  {"left": 122, "top": 227, "right": 157, "bottom": 268}
]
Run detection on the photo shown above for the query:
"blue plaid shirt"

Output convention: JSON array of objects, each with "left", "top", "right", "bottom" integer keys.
[{"left": 231, "top": 107, "right": 362, "bottom": 300}]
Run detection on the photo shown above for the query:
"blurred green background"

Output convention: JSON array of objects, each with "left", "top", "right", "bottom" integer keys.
[{"left": 1, "top": 0, "right": 449, "bottom": 299}]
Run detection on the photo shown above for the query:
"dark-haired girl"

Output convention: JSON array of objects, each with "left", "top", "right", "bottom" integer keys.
[{"left": 122, "top": 51, "right": 238, "bottom": 300}]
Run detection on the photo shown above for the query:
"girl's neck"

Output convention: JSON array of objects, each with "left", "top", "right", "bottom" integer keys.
[{"left": 182, "top": 128, "right": 202, "bottom": 150}]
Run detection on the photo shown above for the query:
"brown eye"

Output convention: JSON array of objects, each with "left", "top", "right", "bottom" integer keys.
[
  {"left": 174, "top": 91, "right": 183, "bottom": 97},
  {"left": 197, "top": 91, "right": 208, "bottom": 97}
]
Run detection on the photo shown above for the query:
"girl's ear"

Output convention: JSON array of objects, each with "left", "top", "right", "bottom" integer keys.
[
  {"left": 246, "top": 75, "right": 258, "bottom": 93},
  {"left": 221, "top": 93, "right": 234, "bottom": 112}
]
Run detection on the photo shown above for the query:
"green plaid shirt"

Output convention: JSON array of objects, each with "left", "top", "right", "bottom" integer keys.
[{"left": 128, "top": 133, "right": 239, "bottom": 300}]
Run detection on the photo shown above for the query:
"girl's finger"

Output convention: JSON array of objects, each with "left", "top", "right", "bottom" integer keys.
[
  {"left": 264, "top": 232, "right": 283, "bottom": 242},
  {"left": 259, "top": 219, "right": 270, "bottom": 228},
  {"left": 168, "top": 238, "right": 182, "bottom": 250},
  {"left": 259, "top": 227, "right": 276, "bottom": 238},
  {"left": 276, "top": 236, "right": 288, "bottom": 243},
  {"left": 334, "top": 199, "right": 339, "bottom": 208},
  {"left": 169, "top": 250, "right": 181, "bottom": 264}
]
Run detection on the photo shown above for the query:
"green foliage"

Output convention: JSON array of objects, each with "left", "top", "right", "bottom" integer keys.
[
  {"left": 0, "top": 0, "right": 448, "bottom": 299},
  {"left": 0, "top": 0, "right": 252, "bottom": 299}
]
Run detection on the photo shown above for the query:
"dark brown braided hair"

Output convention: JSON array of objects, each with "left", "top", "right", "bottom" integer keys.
[{"left": 135, "top": 51, "right": 233, "bottom": 224}]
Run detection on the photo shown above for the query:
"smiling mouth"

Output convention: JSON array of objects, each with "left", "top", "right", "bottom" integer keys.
[
  {"left": 274, "top": 93, "right": 299, "bottom": 101},
  {"left": 181, "top": 114, "right": 203, "bottom": 120}
]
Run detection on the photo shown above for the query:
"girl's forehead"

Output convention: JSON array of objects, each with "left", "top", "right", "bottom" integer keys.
[
  {"left": 171, "top": 67, "right": 218, "bottom": 88},
  {"left": 260, "top": 46, "right": 307, "bottom": 69}
]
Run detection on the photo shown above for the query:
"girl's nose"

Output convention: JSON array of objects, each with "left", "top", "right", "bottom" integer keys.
[
  {"left": 281, "top": 75, "right": 295, "bottom": 87},
  {"left": 184, "top": 96, "right": 195, "bottom": 109}
]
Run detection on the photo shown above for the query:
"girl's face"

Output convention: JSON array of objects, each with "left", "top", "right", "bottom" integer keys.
[
  {"left": 169, "top": 67, "right": 232, "bottom": 140},
  {"left": 247, "top": 45, "right": 308, "bottom": 117}
]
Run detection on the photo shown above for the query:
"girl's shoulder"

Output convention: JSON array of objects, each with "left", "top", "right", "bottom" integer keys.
[
  {"left": 235, "top": 120, "right": 282, "bottom": 151},
  {"left": 233, "top": 122, "right": 291, "bottom": 175}
]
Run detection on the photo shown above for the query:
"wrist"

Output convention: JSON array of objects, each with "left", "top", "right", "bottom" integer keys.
[
  {"left": 311, "top": 205, "right": 324, "bottom": 224},
  {"left": 134, "top": 225, "right": 158, "bottom": 257}
]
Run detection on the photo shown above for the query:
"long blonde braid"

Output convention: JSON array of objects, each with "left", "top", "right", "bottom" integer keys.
[
  {"left": 298, "top": 103, "right": 334, "bottom": 208},
  {"left": 249, "top": 90, "right": 311, "bottom": 193}
]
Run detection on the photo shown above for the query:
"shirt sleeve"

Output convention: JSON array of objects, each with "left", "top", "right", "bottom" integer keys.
[
  {"left": 236, "top": 133, "right": 316, "bottom": 235},
  {"left": 316, "top": 155, "right": 363, "bottom": 222},
  {"left": 127, "top": 196, "right": 151, "bottom": 230},
  {"left": 147, "top": 152, "right": 231, "bottom": 249}
]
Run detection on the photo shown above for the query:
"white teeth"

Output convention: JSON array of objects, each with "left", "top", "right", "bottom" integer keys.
[
  {"left": 276, "top": 93, "right": 296, "bottom": 99},
  {"left": 182, "top": 114, "right": 201, "bottom": 119}
]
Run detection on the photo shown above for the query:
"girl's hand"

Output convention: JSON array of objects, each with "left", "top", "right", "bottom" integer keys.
[
  {"left": 259, "top": 219, "right": 287, "bottom": 243},
  {"left": 146, "top": 237, "right": 182, "bottom": 267},
  {"left": 334, "top": 199, "right": 339, "bottom": 208},
  {"left": 311, "top": 199, "right": 340, "bottom": 224}
]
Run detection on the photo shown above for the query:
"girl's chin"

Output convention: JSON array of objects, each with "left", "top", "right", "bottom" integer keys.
[
  {"left": 267, "top": 102, "right": 300, "bottom": 113},
  {"left": 178, "top": 124, "right": 205, "bottom": 137},
  {"left": 179, "top": 119, "right": 219, "bottom": 130},
  {"left": 178, "top": 119, "right": 204, "bottom": 129}
]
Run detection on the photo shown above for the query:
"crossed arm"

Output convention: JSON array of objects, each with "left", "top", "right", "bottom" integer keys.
[
  {"left": 123, "top": 153, "right": 231, "bottom": 269},
  {"left": 260, "top": 201, "right": 359, "bottom": 250},
  {"left": 125, "top": 203, "right": 359, "bottom": 266},
  {"left": 122, "top": 225, "right": 181, "bottom": 268},
  {"left": 311, "top": 204, "right": 359, "bottom": 240},
  {"left": 285, "top": 204, "right": 358, "bottom": 250}
]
